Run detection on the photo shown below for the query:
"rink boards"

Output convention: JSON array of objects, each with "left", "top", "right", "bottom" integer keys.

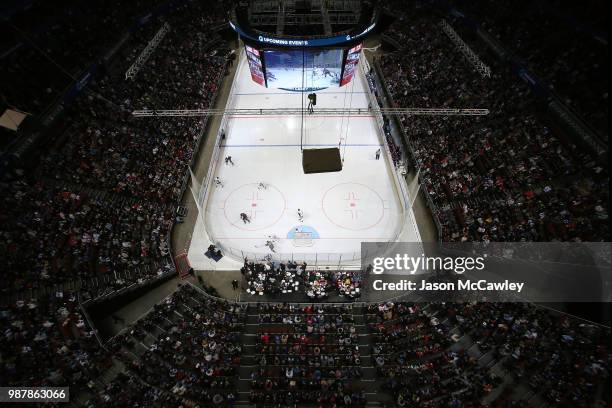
[{"left": 187, "top": 48, "right": 421, "bottom": 269}]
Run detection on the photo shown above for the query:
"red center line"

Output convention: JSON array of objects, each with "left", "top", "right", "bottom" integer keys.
[{"left": 227, "top": 115, "right": 376, "bottom": 119}]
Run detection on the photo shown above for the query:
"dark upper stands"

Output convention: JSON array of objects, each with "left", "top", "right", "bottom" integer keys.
[
  {"left": 448, "top": 0, "right": 608, "bottom": 138},
  {"left": 1, "top": 0, "right": 231, "bottom": 299},
  {"left": 377, "top": 2, "right": 609, "bottom": 242}
]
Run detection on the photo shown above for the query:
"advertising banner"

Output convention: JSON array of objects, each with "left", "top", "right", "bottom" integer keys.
[
  {"left": 340, "top": 43, "right": 362, "bottom": 87},
  {"left": 245, "top": 45, "right": 265, "bottom": 86}
]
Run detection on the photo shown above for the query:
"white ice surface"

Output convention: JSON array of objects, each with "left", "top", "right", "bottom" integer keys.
[{"left": 187, "top": 50, "right": 420, "bottom": 269}]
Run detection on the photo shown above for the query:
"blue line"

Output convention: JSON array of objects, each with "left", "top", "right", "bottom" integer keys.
[{"left": 221, "top": 143, "right": 382, "bottom": 147}]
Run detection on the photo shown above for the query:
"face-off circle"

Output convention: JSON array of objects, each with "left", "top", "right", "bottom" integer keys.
[
  {"left": 322, "top": 182, "right": 385, "bottom": 230},
  {"left": 223, "top": 183, "right": 286, "bottom": 231}
]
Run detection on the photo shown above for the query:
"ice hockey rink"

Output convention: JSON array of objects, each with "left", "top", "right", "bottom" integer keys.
[{"left": 187, "top": 49, "right": 421, "bottom": 269}]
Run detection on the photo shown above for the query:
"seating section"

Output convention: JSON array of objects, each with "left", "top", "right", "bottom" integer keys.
[
  {"left": 368, "top": 301, "right": 610, "bottom": 407},
  {"left": 1, "top": 0, "right": 171, "bottom": 118},
  {"left": 447, "top": 0, "right": 608, "bottom": 137},
  {"left": 0, "top": 290, "right": 108, "bottom": 389},
  {"left": 2, "top": 283, "right": 608, "bottom": 406},
  {"left": 88, "top": 372, "right": 185, "bottom": 407},
  {"left": 43, "top": 2, "right": 227, "bottom": 202},
  {"left": 376, "top": 4, "right": 609, "bottom": 242},
  {"left": 251, "top": 303, "right": 366, "bottom": 406},
  {"left": 0, "top": 183, "right": 174, "bottom": 298},
  {"left": 0, "top": 0, "right": 230, "bottom": 300},
  {"left": 107, "top": 284, "right": 245, "bottom": 407}
]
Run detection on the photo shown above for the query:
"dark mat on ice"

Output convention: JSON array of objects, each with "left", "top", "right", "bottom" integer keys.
[{"left": 302, "top": 147, "right": 343, "bottom": 174}]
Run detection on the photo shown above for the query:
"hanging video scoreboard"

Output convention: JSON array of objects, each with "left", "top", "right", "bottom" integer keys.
[
  {"left": 241, "top": 43, "right": 363, "bottom": 91},
  {"left": 229, "top": 7, "right": 376, "bottom": 91}
]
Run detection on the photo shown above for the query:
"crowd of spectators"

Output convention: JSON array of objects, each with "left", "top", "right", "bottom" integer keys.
[
  {"left": 380, "top": 114, "right": 403, "bottom": 169},
  {"left": 377, "top": 4, "right": 609, "bottom": 242},
  {"left": 447, "top": 0, "right": 608, "bottom": 137},
  {"left": 86, "top": 372, "right": 185, "bottom": 407},
  {"left": 1, "top": 280, "right": 607, "bottom": 406},
  {"left": 1, "top": 0, "right": 231, "bottom": 298},
  {"left": 0, "top": 290, "right": 109, "bottom": 391},
  {"left": 1, "top": 0, "right": 187, "bottom": 118},
  {"left": 1, "top": 2, "right": 231, "bottom": 397},
  {"left": 1, "top": 0, "right": 237, "bottom": 399},
  {"left": 44, "top": 1, "right": 228, "bottom": 202},
  {"left": 0, "top": 180, "right": 174, "bottom": 297},
  {"left": 242, "top": 259, "right": 362, "bottom": 300},
  {"left": 367, "top": 301, "right": 610, "bottom": 407},
  {"left": 243, "top": 259, "right": 307, "bottom": 296},
  {"left": 107, "top": 284, "right": 245, "bottom": 407},
  {"left": 251, "top": 303, "right": 365, "bottom": 406},
  {"left": 0, "top": 282, "right": 244, "bottom": 406},
  {"left": 435, "top": 301, "right": 610, "bottom": 406}
]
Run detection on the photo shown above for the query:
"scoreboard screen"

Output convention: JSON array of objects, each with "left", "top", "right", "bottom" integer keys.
[
  {"left": 264, "top": 48, "right": 343, "bottom": 91},
  {"left": 244, "top": 44, "right": 363, "bottom": 91}
]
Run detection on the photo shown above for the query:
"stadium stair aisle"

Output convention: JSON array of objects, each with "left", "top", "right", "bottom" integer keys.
[
  {"left": 65, "top": 359, "right": 127, "bottom": 407},
  {"left": 235, "top": 304, "right": 395, "bottom": 407},
  {"left": 236, "top": 309, "right": 260, "bottom": 405},
  {"left": 83, "top": 285, "right": 247, "bottom": 406},
  {"left": 353, "top": 305, "right": 393, "bottom": 405}
]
